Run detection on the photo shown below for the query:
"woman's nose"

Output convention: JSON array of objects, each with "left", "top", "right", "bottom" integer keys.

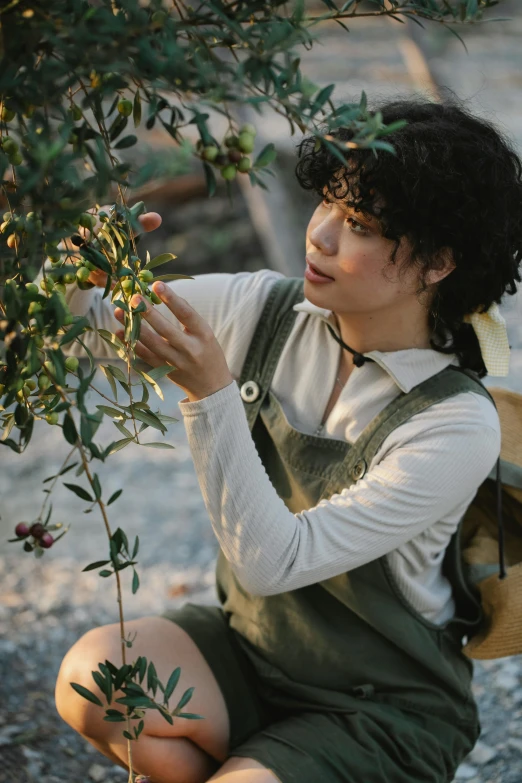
[{"left": 309, "top": 216, "right": 340, "bottom": 256}]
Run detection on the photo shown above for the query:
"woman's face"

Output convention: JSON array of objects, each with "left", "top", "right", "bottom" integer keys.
[{"left": 304, "top": 192, "right": 424, "bottom": 317}]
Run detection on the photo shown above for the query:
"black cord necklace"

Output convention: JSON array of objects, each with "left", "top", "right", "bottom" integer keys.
[{"left": 326, "top": 324, "right": 375, "bottom": 368}]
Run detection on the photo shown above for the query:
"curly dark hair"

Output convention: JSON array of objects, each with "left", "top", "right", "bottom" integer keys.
[{"left": 294, "top": 95, "right": 522, "bottom": 377}]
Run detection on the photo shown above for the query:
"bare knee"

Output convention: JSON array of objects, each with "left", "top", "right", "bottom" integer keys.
[
  {"left": 55, "top": 621, "right": 122, "bottom": 738},
  {"left": 55, "top": 615, "right": 231, "bottom": 763}
]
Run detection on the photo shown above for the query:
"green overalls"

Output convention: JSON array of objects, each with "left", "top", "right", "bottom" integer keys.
[{"left": 165, "top": 278, "right": 492, "bottom": 783}]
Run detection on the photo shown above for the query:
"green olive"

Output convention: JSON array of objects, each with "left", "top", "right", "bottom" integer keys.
[
  {"left": 28, "top": 301, "right": 42, "bottom": 316},
  {"left": 151, "top": 9, "right": 168, "bottom": 24},
  {"left": 65, "top": 356, "right": 79, "bottom": 373},
  {"left": 150, "top": 291, "right": 162, "bottom": 305},
  {"left": 225, "top": 135, "right": 239, "bottom": 148},
  {"left": 25, "top": 379, "right": 37, "bottom": 391},
  {"left": 38, "top": 374, "right": 51, "bottom": 391},
  {"left": 70, "top": 104, "right": 83, "bottom": 121},
  {"left": 238, "top": 133, "right": 255, "bottom": 154},
  {"left": 138, "top": 269, "right": 154, "bottom": 283},
  {"left": 45, "top": 412, "right": 59, "bottom": 425},
  {"left": 2, "top": 137, "right": 18, "bottom": 155},
  {"left": 240, "top": 123, "right": 257, "bottom": 137},
  {"left": 1, "top": 106, "right": 15, "bottom": 123},
  {"left": 79, "top": 212, "right": 96, "bottom": 230},
  {"left": 25, "top": 282, "right": 40, "bottom": 296},
  {"left": 121, "top": 278, "right": 135, "bottom": 294},
  {"left": 117, "top": 99, "right": 133, "bottom": 117},
  {"left": 76, "top": 267, "right": 91, "bottom": 283},
  {"left": 237, "top": 156, "right": 252, "bottom": 173},
  {"left": 221, "top": 164, "right": 237, "bottom": 181},
  {"left": 202, "top": 145, "right": 219, "bottom": 162}
]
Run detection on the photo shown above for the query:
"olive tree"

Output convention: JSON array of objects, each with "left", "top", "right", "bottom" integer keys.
[{"left": 0, "top": 0, "right": 503, "bottom": 780}]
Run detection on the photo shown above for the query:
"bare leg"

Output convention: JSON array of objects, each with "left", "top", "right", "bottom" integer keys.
[
  {"left": 55, "top": 617, "right": 232, "bottom": 783},
  {"left": 207, "top": 756, "right": 283, "bottom": 783},
  {"left": 81, "top": 729, "right": 220, "bottom": 783}
]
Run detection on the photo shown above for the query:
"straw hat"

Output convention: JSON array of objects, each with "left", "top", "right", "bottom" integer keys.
[{"left": 462, "top": 387, "right": 522, "bottom": 660}]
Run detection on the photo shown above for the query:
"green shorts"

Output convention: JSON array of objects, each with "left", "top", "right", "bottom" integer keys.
[{"left": 162, "top": 603, "right": 475, "bottom": 783}]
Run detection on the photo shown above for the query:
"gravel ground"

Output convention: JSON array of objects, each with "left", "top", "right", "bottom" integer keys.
[{"left": 2, "top": 369, "right": 522, "bottom": 783}]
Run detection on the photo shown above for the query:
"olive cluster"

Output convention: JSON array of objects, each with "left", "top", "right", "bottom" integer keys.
[
  {"left": 1, "top": 200, "right": 158, "bottom": 419},
  {"left": 0, "top": 309, "right": 80, "bottom": 423},
  {"left": 0, "top": 102, "right": 27, "bottom": 168},
  {"left": 197, "top": 124, "right": 256, "bottom": 181},
  {"left": 14, "top": 521, "right": 54, "bottom": 551},
  {"left": 1, "top": 133, "right": 22, "bottom": 166},
  {"left": 48, "top": 201, "right": 162, "bottom": 306},
  {"left": 0, "top": 210, "right": 43, "bottom": 251}
]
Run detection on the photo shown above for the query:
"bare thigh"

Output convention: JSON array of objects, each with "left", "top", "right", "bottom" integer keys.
[{"left": 55, "top": 615, "right": 231, "bottom": 763}]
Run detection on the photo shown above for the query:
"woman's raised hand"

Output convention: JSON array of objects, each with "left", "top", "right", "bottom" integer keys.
[{"left": 79, "top": 206, "right": 162, "bottom": 288}]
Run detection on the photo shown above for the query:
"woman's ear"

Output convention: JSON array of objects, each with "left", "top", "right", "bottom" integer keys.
[{"left": 426, "top": 247, "right": 456, "bottom": 286}]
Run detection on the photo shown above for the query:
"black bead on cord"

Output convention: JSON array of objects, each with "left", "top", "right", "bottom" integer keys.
[{"left": 326, "top": 324, "right": 375, "bottom": 368}]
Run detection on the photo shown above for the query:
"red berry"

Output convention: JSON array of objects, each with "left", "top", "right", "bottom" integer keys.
[
  {"left": 15, "top": 522, "right": 30, "bottom": 538},
  {"left": 40, "top": 532, "right": 54, "bottom": 549},
  {"left": 228, "top": 149, "right": 242, "bottom": 163},
  {"left": 30, "top": 522, "right": 45, "bottom": 539}
]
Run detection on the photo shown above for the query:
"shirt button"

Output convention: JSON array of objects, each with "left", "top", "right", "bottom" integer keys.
[
  {"left": 351, "top": 459, "right": 367, "bottom": 481},
  {"left": 240, "top": 381, "right": 260, "bottom": 403}
]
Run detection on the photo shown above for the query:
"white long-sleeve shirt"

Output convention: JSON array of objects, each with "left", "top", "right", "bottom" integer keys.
[{"left": 44, "top": 266, "right": 501, "bottom": 624}]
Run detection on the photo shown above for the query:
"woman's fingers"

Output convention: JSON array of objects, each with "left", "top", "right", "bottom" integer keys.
[
  {"left": 127, "top": 292, "right": 184, "bottom": 343},
  {"left": 139, "top": 211, "right": 162, "bottom": 232},
  {"left": 87, "top": 269, "right": 116, "bottom": 289},
  {"left": 150, "top": 282, "right": 210, "bottom": 337},
  {"left": 77, "top": 208, "right": 162, "bottom": 243},
  {"left": 115, "top": 309, "right": 179, "bottom": 366},
  {"left": 116, "top": 328, "right": 176, "bottom": 376}
]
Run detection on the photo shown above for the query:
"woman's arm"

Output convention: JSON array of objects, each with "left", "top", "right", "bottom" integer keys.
[
  {"left": 179, "top": 382, "right": 501, "bottom": 596},
  {"left": 33, "top": 258, "right": 283, "bottom": 369}
]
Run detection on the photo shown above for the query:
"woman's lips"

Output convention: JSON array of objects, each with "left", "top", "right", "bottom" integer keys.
[{"left": 305, "top": 259, "right": 335, "bottom": 283}]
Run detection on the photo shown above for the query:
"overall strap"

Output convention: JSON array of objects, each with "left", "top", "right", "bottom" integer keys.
[
  {"left": 238, "top": 277, "right": 304, "bottom": 430},
  {"left": 324, "top": 365, "right": 495, "bottom": 496}
]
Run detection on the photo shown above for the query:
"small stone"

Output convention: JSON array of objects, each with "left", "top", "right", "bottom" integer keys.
[
  {"left": 467, "top": 741, "right": 497, "bottom": 765},
  {"left": 508, "top": 737, "right": 522, "bottom": 753},
  {"left": 455, "top": 763, "right": 479, "bottom": 780},
  {"left": 89, "top": 762, "right": 109, "bottom": 781},
  {"left": 495, "top": 672, "right": 518, "bottom": 691}
]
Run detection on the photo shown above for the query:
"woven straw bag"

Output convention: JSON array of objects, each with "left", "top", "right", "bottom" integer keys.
[{"left": 461, "top": 387, "right": 522, "bottom": 659}]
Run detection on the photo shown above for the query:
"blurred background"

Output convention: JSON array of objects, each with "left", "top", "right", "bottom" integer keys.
[{"left": 2, "top": 2, "right": 522, "bottom": 781}]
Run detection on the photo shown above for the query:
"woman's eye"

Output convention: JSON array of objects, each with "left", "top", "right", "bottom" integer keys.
[
  {"left": 346, "top": 217, "right": 368, "bottom": 234},
  {"left": 320, "top": 199, "right": 368, "bottom": 234}
]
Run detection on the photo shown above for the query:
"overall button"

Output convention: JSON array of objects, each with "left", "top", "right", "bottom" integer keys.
[
  {"left": 351, "top": 459, "right": 367, "bottom": 481},
  {"left": 240, "top": 381, "right": 260, "bottom": 403}
]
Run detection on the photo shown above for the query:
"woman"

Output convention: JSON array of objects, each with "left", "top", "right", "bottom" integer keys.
[{"left": 53, "top": 97, "right": 522, "bottom": 783}]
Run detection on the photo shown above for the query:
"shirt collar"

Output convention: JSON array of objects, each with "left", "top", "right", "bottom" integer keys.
[{"left": 293, "top": 299, "right": 458, "bottom": 394}]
